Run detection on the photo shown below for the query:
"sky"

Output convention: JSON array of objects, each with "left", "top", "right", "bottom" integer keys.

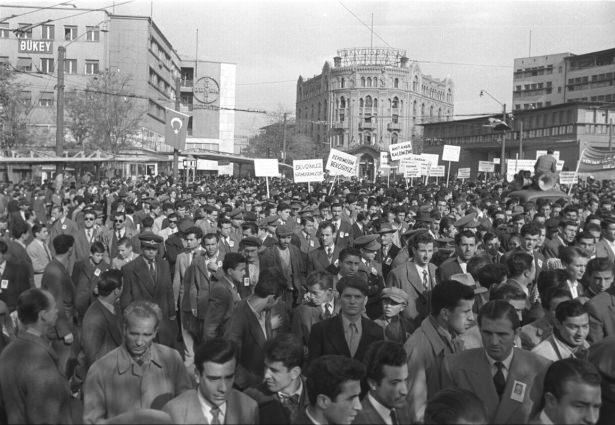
[{"left": 25, "top": 0, "right": 615, "bottom": 134}]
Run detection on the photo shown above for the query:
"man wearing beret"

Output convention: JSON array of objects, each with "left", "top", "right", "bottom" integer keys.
[{"left": 120, "top": 231, "right": 177, "bottom": 347}]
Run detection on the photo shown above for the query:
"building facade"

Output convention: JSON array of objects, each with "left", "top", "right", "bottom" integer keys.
[
  {"left": 513, "top": 48, "right": 615, "bottom": 110},
  {"left": 422, "top": 102, "right": 615, "bottom": 178},
  {"left": 296, "top": 47, "right": 454, "bottom": 179}
]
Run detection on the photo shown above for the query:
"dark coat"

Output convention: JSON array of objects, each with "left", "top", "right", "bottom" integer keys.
[
  {"left": 353, "top": 394, "right": 413, "bottom": 425},
  {"left": 436, "top": 256, "right": 464, "bottom": 283},
  {"left": 80, "top": 299, "right": 122, "bottom": 371},
  {"left": 202, "top": 275, "right": 241, "bottom": 340},
  {"left": 72, "top": 258, "right": 110, "bottom": 320},
  {"left": 307, "top": 315, "right": 384, "bottom": 364},
  {"left": 291, "top": 299, "right": 340, "bottom": 347},
  {"left": 259, "top": 244, "right": 307, "bottom": 302},
  {"left": 164, "top": 233, "right": 184, "bottom": 274},
  {"left": 245, "top": 376, "right": 309, "bottom": 424},
  {"left": 307, "top": 245, "right": 342, "bottom": 274},
  {"left": 3, "top": 238, "right": 34, "bottom": 288},
  {"left": 376, "top": 244, "right": 401, "bottom": 280},
  {"left": 587, "top": 287, "right": 615, "bottom": 343},
  {"left": 0, "top": 260, "right": 31, "bottom": 312},
  {"left": 42, "top": 259, "right": 75, "bottom": 339}
]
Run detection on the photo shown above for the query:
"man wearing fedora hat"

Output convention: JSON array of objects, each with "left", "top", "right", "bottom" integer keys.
[{"left": 374, "top": 222, "right": 401, "bottom": 281}]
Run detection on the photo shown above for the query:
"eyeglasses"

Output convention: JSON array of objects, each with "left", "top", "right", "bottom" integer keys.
[
  {"left": 169, "top": 220, "right": 178, "bottom": 223},
  {"left": 113, "top": 219, "right": 124, "bottom": 223}
]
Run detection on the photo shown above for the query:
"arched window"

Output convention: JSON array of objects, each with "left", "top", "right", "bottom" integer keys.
[
  {"left": 392, "top": 97, "right": 399, "bottom": 108},
  {"left": 365, "top": 95, "right": 373, "bottom": 108},
  {"left": 430, "top": 106, "right": 433, "bottom": 117},
  {"left": 438, "top": 108, "right": 442, "bottom": 118},
  {"left": 340, "top": 96, "right": 346, "bottom": 109},
  {"left": 391, "top": 133, "right": 398, "bottom": 144},
  {"left": 341, "top": 78, "right": 345, "bottom": 88},
  {"left": 413, "top": 76, "right": 419, "bottom": 92},
  {"left": 399, "top": 100, "right": 403, "bottom": 112},
  {"left": 367, "top": 77, "right": 372, "bottom": 87},
  {"left": 413, "top": 100, "right": 417, "bottom": 118},
  {"left": 447, "top": 88, "right": 452, "bottom": 102},
  {"left": 394, "top": 78, "right": 399, "bottom": 88},
  {"left": 364, "top": 132, "right": 372, "bottom": 145},
  {"left": 361, "top": 77, "right": 366, "bottom": 87},
  {"left": 421, "top": 103, "right": 425, "bottom": 117},
  {"left": 374, "top": 98, "right": 378, "bottom": 108},
  {"left": 359, "top": 98, "right": 364, "bottom": 108}
]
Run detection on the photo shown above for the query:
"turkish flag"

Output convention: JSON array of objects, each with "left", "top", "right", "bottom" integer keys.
[{"left": 164, "top": 108, "right": 189, "bottom": 150}]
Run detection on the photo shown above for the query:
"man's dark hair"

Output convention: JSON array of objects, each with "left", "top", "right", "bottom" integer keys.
[
  {"left": 454, "top": 229, "right": 476, "bottom": 246},
  {"left": 542, "top": 287, "right": 571, "bottom": 311},
  {"left": 31, "top": 223, "right": 46, "bottom": 238},
  {"left": 520, "top": 222, "right": 541, "bottom": 237},
  {"left": 364, "top": 341, "right": 407, "bottom": 385},
  {"left": 477, "top": 263, "right": 508, "bottom": 288},
  {"left": 117, "top": 236, "right": 132, "bottom": 249},
  {"left": 586, "top": 257, "right": 614, "bottom": 276},
  {"left": 223, "top": 252, "right": 246, "bottom": 274},
  {"left": 203, "top": 232, "right": 219, "bottom": 242},
  {"left": 412, "top": 232, "right": 434, "bottom": 249},
  {"left": 339, "top": 247, "right": 361, "bottom": 263},
  {"left": 17, "top": 288, "right": 51, "bottom": 325},
  {"left": 97, "top": 269, "right": 123, "bottom": 297},
  {"left": 183, "top": 226, "right": 203, "bottom": 240},
  {"left": 317, "top": 220, "right": 336, "bottom": 235},
  {"left": 11, "top": 221, "right": 29, "bottom": 240},
  {"left": 90, "top": 241, "right": 105, "bottom": 254},
  {"left": 425, "top": 388, "right": 487, "bottom": 425},
  {"left": 337, "top": 275, "right": 369, "bottom": 297},
  {"left": 52, "top": 234, "right": 74, "bottom": 255},
  {"left": 306, "top": 271, "right": 334, "bottom": 291},
  {"left": 242, "top": 221, "right": 258, "bottom": 235},
  {"left": 141, "top": 216, "right": 154, "bottom": 229},
  {"left": 490, "top": 283, "right": 527, "bottom": 302},
  {"left": 478, "top": 299, "right": 521, "bottom": 330},
  {"left": 430, "top": 280, "right": 475, "bottom": 317},
  {"left": 555, "top": 299, "right": 588, "bottom": 324},
  {"left": 264, "top": 333, "right": 304, "bottom": 370},
  {"left": 467, "top": 254, "right": 492, "bottom": 281},
  {"left": 194, "top": 338, "right": 237, "bottom": 375},
  {"left": 537, "top": 269, "right": 568, "bottom": 305},
  {"left": 540, "top": 358, "right": 601, "bottom": 410},
  {"left": 254, "top": 267, "right": 283, "bottom": 298},
  {"left": 305, "top": 355, "right": 366, "bottom": 405},
  {"left": 559, "top": 246, "right": 589, "bottom": 265},
  {"left": 506, "top": 251, "right": 533, "bottom": 277}
]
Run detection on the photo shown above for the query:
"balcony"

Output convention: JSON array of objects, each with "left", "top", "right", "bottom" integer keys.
[
  {"left": 359, "top": 121, "right": 376, "bottom": 130},
  {"left": 180, "top": 79, "right": 193, "bottom": 88},
  {"left": 387, "top": 122, "right": 401, "bottom": 131},
  {"left": 332, "top": 121, "right": 348, "bottom": 130}
]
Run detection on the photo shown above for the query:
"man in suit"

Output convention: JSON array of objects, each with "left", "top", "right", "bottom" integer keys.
[
  {"left": 73, "top": 241, "right": 110, "bottom": 321},
  {"left": 260, "top": 224, "right": 307, "bottom": 307},
  {"left": 159, "top": 212, "right": 179, "bottom": 241},
  {"left": 164, "top": 216, "right": 188, "bottom": 276},
  {"left": 295, "top": 216, "right": 318, "bottom": 255},
  {"left": 375, "top": 222, "right": 401, "bottom": 280},
  {"left": 530, "top": 358, "right": 601, "bottom": 425},
  {"left": 42, "top": 234, "right": 77, "bottom": 376},
  {"left": 292, "top": 271, "right": 339, "bottom": 349},
  {"left": 307, "top": 221, "right": 341, "bottom": 274},
  {"left": 543, "top": 220, "right": 577, "bottom": 259},
  {"left": 586, "top": 279, "right": 615, "bottom": 343},
  {"left": 308, "top": 275, "right": 384, "bottom": 364},
  {"left": 350, "top": 212, "right": 369, "bottom": 240},
  {"left": 173, "top": 226, "right": 204, "bottom": 309},
  {"left": 354, "top": 341, "right": 413, "bottom": 425},
  {"left": 297, "top": 354, "right": 365, "bottom": 425},
  {"left": 404, "top": 280, "right": 476, "bottom": 423},
  {"left": 83, "top": 300, "right": 192, "bottom": 423},
  {"left": 437, "top": 230, "right": 477, "bottom": 283},
  {"left": 110, "top": 236, "right": 138, "bottom": 269},
  {"left": 386, "top": 231, "right": 438, "bottom": 328},
  {"left": 0, "top": 239, "right": 31, "bottom": 313},
  {"left": 245, "top": 333, "right": 309, "bottom": 424},
  {"left": 98, "top": 210, "right": 137, "bottom": 265},
  {"left": 441, "top": 300, "right": 551, "bottom": 424},
  {"left": 595, "top": 216, "right": 615, "bottom": 262},
  {"left": 73, "top": 209, "right": 101, "bottom": 263},
  {"left": 79, "top": 269, "right": 123, "bottom": 374},
  {"left": 48, "top": 204, "right": 79, "bottom": 252},
  {"left": 162, "top": 338, "right": 258, "bottom": 424},
  {"left": 202, "top": 252, "right": 245, "bottom": 340},
  {"left": 4, "top": 221, "right": 34, "bottom": 288},
  {"left": 330, "top": 202, "right": 354, "bottom": 249},
  {"left": 27, "top": 223, "right": 53, "bottom": 287},
  {"left": 120, "top": 232, "right": 176, "bottom": 347},
  {"left": 218, "top": 217, "right": 240, "bottom": 256},
  {"left": 224, "top": 268, "right": 287, "bottom": 390},
  {"left": 0, "top": 288, "right": 74, "bottom": 424}
]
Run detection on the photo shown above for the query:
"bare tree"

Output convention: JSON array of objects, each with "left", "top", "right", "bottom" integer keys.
[{"left": 0, "top": 67, "right": 32, "bottom": 151}]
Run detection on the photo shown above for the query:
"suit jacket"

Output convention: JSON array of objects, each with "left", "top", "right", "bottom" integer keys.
[
  {"left": 164, "top": 232, "right": 184, "bottom": 274},
  {"left": 307, "top": 315, "right": 384, "bottom": 364},
  {"left": 162, "top": 388, "right": 258, "bottom": 424},
  {"left": 98, "top": 227, "right": 137, "bottom": 264},
  {"left": 202, "top": 275, "right": 242, "bottom": 340},
  {"left": 386, "top": 261, "right": 437, "bottom": 327},
  {"left": 48, "top": 217, "right": 79, "bottom": 251},
  {"left": 259, "top": 244, "right": 307, "bottom": 299},
  {"left": 0, "top": 332, "right": 74, "bottom": 424},
  {"left": 378, "top": 244, "right": 401, "bottom": 280},
  {"left": 0, "top": 260, "right": 30, "bottom": 312},
  {"left": 350, "top": 222, "right": 367, "bottom": 240},
  {"left": 42, "top": 259, "right": 76, "bottom": 339},
  {"left": 218, "top": 233, "right": 240, "bottom": 257},
  {"left": 332, "top": 220, "right": 354, "bottom": 248},
  {"left": 173, "top": 248, "right": 204, "bottom": 308},
  {"left": 436, "top": 257, "right": 464, "bottom": 283},
  {"left": 291, "top": 300, "right": 340, "bottom": 347},
  {"left": 586, "top": 287, "right": 615, "bottom": 343},
  {"left": 441, "top": 348, "right": 550, "bottom": 424},
  {"left": 72, "top": 258, "right": 110, "bottom": 320},
  {"left": 294, "top": 230, "right": 318, "bottom": 255},
  {"left": 307, "top": 245, "right": 342, "bottom": 274},
  {"left": 27, "top": 238, "right": 52, "bottom": 286},
  {"left": 595, "top": 238, "right": 615, "bottom": 263},
  {"left": 353, "top": 394, "right": 413, "bottom": 425},
  {"left": 73, "top": 227, "right": 101, "bottom": 262},
  {"left": 120, "top": 256, "right": 175, "bottom": 319},
  {"left": 4, "top": 238, "right": 34, "bottom": 287},
  {"left": 541, "top": 235, "right": 565, "bottom": 259},
  {"left": 245, "top": 376, "right": 309, "bottom": 424},
  {"left": 80, "top": 299, "right": 122, "bottom": 371}
]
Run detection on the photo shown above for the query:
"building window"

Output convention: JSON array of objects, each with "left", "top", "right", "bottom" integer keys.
[
  {"left": 19, "top": 91, "right": 32, "bottom": 104},
  {"left": 359, "top": 98, "right": 364, "bottom": 108},
  {"left": 413, "top": 76, "right": 419, "bottom": 92},
  {"left": 0, "top": 23, "right": 9, "bottom": 38},
  {"left": 340, "top": 96, "right": 346, "bottom": 109},
  {"left": 85, "top": 60, "right": 99, "bottom": 75},
  {"left": 41, "top": 24, "right": 54, "bottom": 40},
  {"left": 64, "top": 59, "right": 77, "bottom": 74},
  {"left": 364, "top": 132, "right": 372, "bottom": 145},
  {"left": 0, "top": 56, "right": 8, "bottom": 69},
  {"left": 40, "top": 58, "right": 54, "bottom": 73},
  {"left": 361, "top": 77, "right": 365, "bottom": 87},
  {"left": 392, "top": 114, "right": 399, "bottom": 124},
  {"left": 16, "top": 23, "right": 33, "bottom": 39},
  {"left": 394, "top": 78, "right": 399, "bottom": 88},
  {"left": 365, "top": 96, "right": 372, "bottom": 108},
  {"left": 39, "top": 92, "right": 54, "bottom": 107},
  {"left": 86, "top": 26, "right": 100, "bottom": 42},
  {"left": 515, "top": 104, "right": 521, "bottom": 110},
  {"left": 341, "top": 78, "right": 345, "bottom": 88},
  {"left": 392, "top": 97, "right": 399, "bottom": 108},
  {"left": 64, "top": 26, "right": 77, "bottom": 41},
  {"left": 16, "top": 57, "right": 32, "bottom": 72}
]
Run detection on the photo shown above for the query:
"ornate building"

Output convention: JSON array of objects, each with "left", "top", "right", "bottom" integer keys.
[{"left": 296, "top": 47, "right": 454, "bottom": 178}]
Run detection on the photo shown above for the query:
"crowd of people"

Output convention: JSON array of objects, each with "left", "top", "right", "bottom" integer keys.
[{"left": 0, "top": 168, "right": 614, "bottom": 424}]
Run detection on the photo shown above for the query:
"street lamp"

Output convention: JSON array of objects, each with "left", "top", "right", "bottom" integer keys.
[{"left": 480, "top": 89, "right": 509, "bottom": 176}]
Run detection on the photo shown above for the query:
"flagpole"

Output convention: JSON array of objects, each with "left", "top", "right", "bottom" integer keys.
[
  {"left": 569, "top": 148, "right": 586, "bottom": 196},
  {"left": 173, "top": 77, "right": 180, "bottom": 181}
]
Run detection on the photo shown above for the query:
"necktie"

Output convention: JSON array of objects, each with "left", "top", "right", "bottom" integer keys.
[
  {"left": 326, "top": 247, "right": 333, "bottom": 262},
  {"left": 148, "top": 260, "right": 156, "bottom": 282},
  {"left": 86, "top": 229, "right": 92, "bottom": 242},
  {"left": 116, "top": 231, "right": 121, "bottom": 240},
  {"left": 280, "top": 393, "right": 300, "bottom": 407},
  {"left": 493, "top": 361, "right": 506, "bottom": 398},
  {"left": 324, "top": 303, "right": 332, "bottom": 319},
  {"left": 348, "top": 322, "right": 359, "bottom": 357},
  {"left": 390, "top": 409, "right": 400, "bottom": 425},
  {"left": 422, "top": 269, "right": 429, "bottom": 291},
  {"left": 44, "top": 244, "right": 52, "bottom": 261},
  {"left": 210, "top": 406, "right": 221, "bottom": 425}
]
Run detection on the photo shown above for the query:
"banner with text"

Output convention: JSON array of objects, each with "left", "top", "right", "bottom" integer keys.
[
  {"left": 478, "top": 161, "right": 495, "bottom": 173},
  {"left": 559, "top": 171, "right": 577, "bottom": 185},
  {"left": 293, "top": 159, "right": 323, "bottom": 183},
  {"left": 326, "top": 149, "right": 357, "bottom": 177},
  {"left": 404, "top": 162, "right": 421, "bottom": 178},
  {"left": 389, "top": 141, "right": 414, "bottom": 161},
  {"left": 254, "top": 159, "right": 280, "bottom": 177},
  {"left": 457, "top": 168, "right": 471, "bottom": 179},
  {"left": 430, "top": 165, "right": 446, "bottom": 177},
  {"left": 380, "top": 151, "right": 390, "bottom": 168}
]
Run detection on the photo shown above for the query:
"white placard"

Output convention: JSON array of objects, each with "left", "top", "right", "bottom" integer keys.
[
  {"left": 493, "top": 158, "right": 501, "bottom": 164},
  {"left": 442, "top": 145, "right": 461, "bottom": 162},
  {"left": 420, "top": 153, "right": 440, "bottom": 169},
  {"left": 506, "top": 159, "right": 536, "bottom": 181},
  {"left": 536, "top": 150, "right": 560, "bottom": 161},
  {"left": 478, "top": 161, "right": 495, "bottom": 173},
  {"left": 430, "top": 165, "right": 446, "bottom": 177},
  {"left": 404, "top": 162, "right": 421, "bottom": 178},
  {"left": 254, "top": 159, "right": 279, "bottom": 177},
  {"left": 380, "top": 151, "right": 390, "bottom": 168},
  {"left": 326, "top": 149, "right": 357, "bottom": 177},
  {"left": 559, "top": 171, "right": 577, "bottom": 185},
  {"left": 556, "top": 160, "right": 564, "bottom": 171},
  {"left": 293, "top": 159, "right": 323, "bottom": 183},
  {"left": 457, "top": 168, "right": 471, "bottom": 179},
  {"left": 389, "top": 141, "right": 414, "bottom": 160}
]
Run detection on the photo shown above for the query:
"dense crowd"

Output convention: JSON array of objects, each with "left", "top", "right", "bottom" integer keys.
[{"left": 0, "top": 166, "right": 614, "bottom": 424}]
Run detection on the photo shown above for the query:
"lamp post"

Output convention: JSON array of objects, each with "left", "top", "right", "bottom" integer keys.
[{"left": 480, "top": 89, "right": 508, "bottom": 176}]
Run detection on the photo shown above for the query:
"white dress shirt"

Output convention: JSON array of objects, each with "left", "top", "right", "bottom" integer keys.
[
  {"left": 485, "top": 349, "right": 514, "bottom": 380},
  {"left": 197, "top": 390, "right": 226, "bottom": 424},
  {"left": 368, "top": 393, "right": 394, "bottom": 425}
]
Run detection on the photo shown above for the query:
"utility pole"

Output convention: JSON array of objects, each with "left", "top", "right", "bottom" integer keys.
[
  {"left": 609, "top": 118, "right": 613, "bottom": 151},
  {"left": 500, "top": 103, "right": 507, "bottom": 176},
  {"left": 55, "top": 45, "right": 65, "bottom": 175},
  {"left": 519, "top": 120, "right": 524, "bottom": 159},
  {"left": 282, "top": 112, "right": 287, "bottom": 163},
  {"left": 173, "top": 77, "right": 180, "bottom": 181}
]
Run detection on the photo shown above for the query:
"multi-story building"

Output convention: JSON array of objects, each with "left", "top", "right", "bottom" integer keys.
[
  {"left": 179, "top": 59, "right": 236, "bottom": 175},
  {"left": 0, "top": 4, "right": 181, "bottom": 152},
  {"left": 296, "top": 47, "right": 454, "bottom": 179},
  {"left": 513, "top": 47, "right": 615, "bottom": 110},
  {"left": 421, "top": 102, "right": 615, "bottom": 178}
]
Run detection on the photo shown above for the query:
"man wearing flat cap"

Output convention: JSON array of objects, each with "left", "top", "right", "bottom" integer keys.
[
  {"left": 259, "top": 223, "right": 306, "bottom": 307},
  {"left": 375, "top": 222, "right": 401, "bottom": 280},
  {"left": 374, "top": 287, "right": 413, "bottom": 344},
  {"left": 120, "top": 231, "right": 177, "bottom": 347},
  {"left": 355, "top": 234, "right": 385, "bottom": 319}
]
